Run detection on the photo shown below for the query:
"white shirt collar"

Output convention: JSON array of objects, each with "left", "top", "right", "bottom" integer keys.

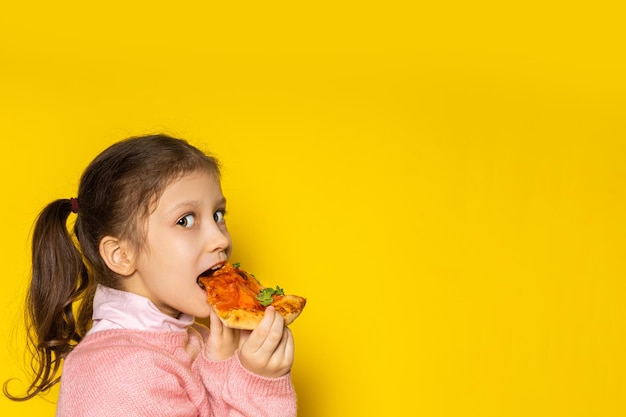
[{"left": 88, "top": 284, "right": 195, "bottom": 335}]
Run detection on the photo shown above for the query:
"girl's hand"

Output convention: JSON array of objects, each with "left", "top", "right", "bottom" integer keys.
[
  {"left": 206, "top": 307, "right": 240, "bottom": 360},
  {"left": 238, "top": 306, "right": 294, "bottom": 378}
]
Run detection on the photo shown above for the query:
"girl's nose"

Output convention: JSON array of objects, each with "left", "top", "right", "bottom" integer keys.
[{"left": 206, "top": 223, "right": 231, "bottom": 253}]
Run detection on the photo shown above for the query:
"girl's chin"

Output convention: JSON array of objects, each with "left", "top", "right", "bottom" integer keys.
[
  {"left": 167, "top": 286, "right": 211, "bottom": 318},
  {"left": 194, "top": 311, "right": 211, "bottom": 320},
  {"left": 192, "top": 298, "right": 213, "bottom": 318}
]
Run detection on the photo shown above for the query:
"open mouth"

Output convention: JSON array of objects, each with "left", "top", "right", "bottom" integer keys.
[
  {"left": 196, "top": 264, "right": 224, "bottom": 290},
  {"left": 197, "top": 278, "right": 207, "bottom": 291}
]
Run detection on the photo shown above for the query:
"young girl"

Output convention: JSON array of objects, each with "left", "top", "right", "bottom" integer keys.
[{"left": 5, "top": 134, "right": 297, "bottom": 416}]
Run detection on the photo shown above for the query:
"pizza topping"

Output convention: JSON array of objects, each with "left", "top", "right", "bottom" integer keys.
[{"left": 256, "top": 286, "right": 285, "bottom": 306}]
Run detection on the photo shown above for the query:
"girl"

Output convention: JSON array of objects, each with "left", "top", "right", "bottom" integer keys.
[{"left": 4, "top": 134, "right": 297, "bottom": 416}]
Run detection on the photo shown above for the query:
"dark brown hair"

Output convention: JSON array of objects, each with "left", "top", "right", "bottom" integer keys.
[{"left": 4, "top": 134, "right": 220, "bottom": 400}]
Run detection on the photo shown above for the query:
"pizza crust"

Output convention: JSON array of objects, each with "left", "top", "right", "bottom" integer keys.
[
  {"left": 272, "top": 295, "right": 307, "bottom": 326},
  {"left": 216, "top": 308, "right": 265, "bottom": 330},
  {"left": 215, "top": 295, "right": 307, "bottom": 330}
]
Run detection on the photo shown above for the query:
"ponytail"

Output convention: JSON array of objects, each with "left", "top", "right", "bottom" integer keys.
[
  {"left": 4, "top": 199, "right": 90, "bottom": 400},
  {"left": 5, "top": 134, "right": 222, "bottom": 401}
]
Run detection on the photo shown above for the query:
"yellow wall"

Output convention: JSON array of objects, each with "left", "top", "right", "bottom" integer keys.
[{"left": 1, "top": 2, "right": 625, "bottom": 416}]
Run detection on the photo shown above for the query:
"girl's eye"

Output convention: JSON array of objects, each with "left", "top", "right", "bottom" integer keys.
[
  {"left": 177, "top": 214, "right": 196, "bottom": 228},
  {"left": 213, "top": 209, "right": 226, "bottom": 223}
]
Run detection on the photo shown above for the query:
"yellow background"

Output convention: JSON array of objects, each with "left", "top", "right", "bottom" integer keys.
[{"left": 1, "top": 2, "right": 625, "bottom": 416}]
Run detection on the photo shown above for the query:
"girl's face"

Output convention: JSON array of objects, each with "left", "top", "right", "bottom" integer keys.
[{"left": 126, "top": 170, "right": 232, "bottom": 318}]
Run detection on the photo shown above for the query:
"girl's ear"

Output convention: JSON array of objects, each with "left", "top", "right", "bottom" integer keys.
[{"left": 99, "top": 236, "right": 136, "bottom": 276}]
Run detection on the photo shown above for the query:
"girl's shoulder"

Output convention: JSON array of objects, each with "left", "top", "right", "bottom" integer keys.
[
  {"left": 57, "top": 328, "right": 214, "bottom": 416},
  {"left": 67, "top": 328, "right": 200, "bottom": 365}
]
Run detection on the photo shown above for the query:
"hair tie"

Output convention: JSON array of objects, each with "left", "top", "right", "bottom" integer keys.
[{"left": 70, "top": 197, "right": 79, "bottom": 214}]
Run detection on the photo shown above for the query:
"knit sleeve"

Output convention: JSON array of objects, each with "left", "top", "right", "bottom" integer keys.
[
  {"left": 57, "top": 341, "right": 209, "bottom": 417},
  {"left": 196, "top": 351, "right": 298, "bottom": 417}
]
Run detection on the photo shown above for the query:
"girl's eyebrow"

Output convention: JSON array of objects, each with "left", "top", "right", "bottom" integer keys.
[
  {"left": 170, "top": 196, "right": 227, "bottom": 211},
  {"left": 171, "top": 200, "right": 200, "bottom": 210}
]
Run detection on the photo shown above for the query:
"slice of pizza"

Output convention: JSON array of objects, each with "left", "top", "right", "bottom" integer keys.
[{"left": 197, "top": 262, "right": 306, "bottom": 330}]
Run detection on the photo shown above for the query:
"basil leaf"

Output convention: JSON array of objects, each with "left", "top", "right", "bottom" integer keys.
[
  {"left": 256, "top": 288, "right": 276, "bottom": 307},
  {"left": 256, "top": 286, "right": 286, "bottom": 307}
]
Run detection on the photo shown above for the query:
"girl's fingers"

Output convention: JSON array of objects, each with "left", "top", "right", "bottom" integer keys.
[
  {"left": 254, "top": 307, "right": 286, "bottom": 353},
  {"left": 238, "top": 308, "right": 294, "bottom": 377},
  {"left": 209, "top": 308, "right": 223, "bottom": 332}
]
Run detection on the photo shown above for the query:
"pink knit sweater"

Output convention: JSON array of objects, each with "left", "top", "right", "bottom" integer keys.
[{"left": 56, "top": 286, "right": 297, "bottom": 417}]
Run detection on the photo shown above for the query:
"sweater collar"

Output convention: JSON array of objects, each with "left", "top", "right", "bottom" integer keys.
[{"left": 88, "top": 284, "right": 195, "bottom": 335}]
